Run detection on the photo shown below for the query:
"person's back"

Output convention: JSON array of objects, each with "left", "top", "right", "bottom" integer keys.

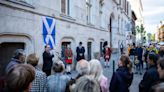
[
  {"left": 110, "top": 55, "right": 133, "bottom": 92},
  {"left": 5, "top": 58, "right": 22, "bottom": 74},
  {"left": 27, "top": 53, "right": 47, "bottom": 92},
  {"left": 5, "top": 49, "right": 25, "bottom": 74},
  {"left": 47, "top": 73, "right": 70, "bottom": 92},
  {"left": 30, "top": 67, "right": 47, "bottom": 92},
  {"left": 74, "top": 75, "right": 101, "bottom": 92},
  {"left": 47, "top": 63, "right": 70, "bottom": 92},
  {"left": 110, "top": 67, "right": 133, "bottom": 92},
  {"left": 5, "top": 64, "right": 35, "bottom": 92},
  {"left": 89, "top": 59, "right": 109, "bottom": 92},
  {"left": 129, "top": 48, "right": 135, "bottom": 56}
]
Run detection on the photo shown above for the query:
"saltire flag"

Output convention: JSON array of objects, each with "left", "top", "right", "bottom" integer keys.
[{"left": 42, "top": 16, "right": 56, "bottom": 49}]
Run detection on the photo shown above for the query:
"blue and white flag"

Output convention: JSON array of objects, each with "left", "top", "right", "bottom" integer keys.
[{"left": 42, "top": 16, "right": 56, "bottom": 49}]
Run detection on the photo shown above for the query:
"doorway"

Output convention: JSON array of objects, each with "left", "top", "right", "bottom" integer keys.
[
  {"left": 87, "top": 42, "right": 92, "bottom": 61},
  {"left": 100, "top": 42, "right": 103, "bottom": 56},
  {"left": 0, "top": 42, "right": 24, "bottom": 76}
]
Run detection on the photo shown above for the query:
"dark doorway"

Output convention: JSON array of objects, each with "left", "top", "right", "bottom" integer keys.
[
  {"left": 87, "top": 42, "right": 92, "bottom": 61},
  {"left": 100, "top": 42, "right": 103, "bottom": 56},
  {"left": 110, "top": 17, "right": 112, "bottom": 48},
  {"left": 0, "top": 42, "right": 24, "bottom": 76}
]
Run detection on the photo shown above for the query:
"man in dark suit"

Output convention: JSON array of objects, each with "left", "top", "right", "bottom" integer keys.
[
  {"left": 76, "top": 42, "right": 85, "bottom": 61},
  {"left": 42, "top": 44, "right": 54, "bottom": 76}
]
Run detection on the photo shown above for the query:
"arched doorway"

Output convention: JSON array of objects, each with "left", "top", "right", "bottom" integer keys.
[
  {"left": 60, "top": 37, "right": 75, "bottom": 64},
  {"left": 0, "top": 43, "right": 25, "bottom": 75},
  {"left": 0, "top": 34, "right": 33, "bottom": 76},
  {"left": 109, "top": 13, "right": 115, "bottom": 48}
]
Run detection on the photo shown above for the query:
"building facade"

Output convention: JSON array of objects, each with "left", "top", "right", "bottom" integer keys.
[
  {"left": 157, "top": 21, "right": 164, "bottom": 41},
  {"left": 128, "top": 0, "right": 144, "bottom": 44},
  {"left": 0, "top": 0, "right": 132, "bottom": 75}
]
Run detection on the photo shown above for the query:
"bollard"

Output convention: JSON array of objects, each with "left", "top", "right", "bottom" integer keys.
[{"left": 113, "top": 60, "right": 115, "bottom": 72}]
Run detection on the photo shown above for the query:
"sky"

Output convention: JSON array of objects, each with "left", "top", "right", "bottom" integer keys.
[{"left": 142, "top": 0, "right": 164, "bottom": 34}]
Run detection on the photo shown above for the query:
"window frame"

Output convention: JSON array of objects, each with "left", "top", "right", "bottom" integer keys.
[
  {"left": 86, "top": 0, "right": 92, "bottom": 24},
  {"left": 61, "top": 0, "right": 70, "bottom": 15},
  {"left": 6, "top": 0, "right": 34, "bottom": 8}
]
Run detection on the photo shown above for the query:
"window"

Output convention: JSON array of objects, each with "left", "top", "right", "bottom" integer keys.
[
  {"left": 127, "top": 2, "right": 129, "bottom": 15},
  {"left": 123, "top": 0, "right": 126, "bottom": 11},
  {"left": 125, "top": 0, "right": 127, "bottom": 12},
  {"left": 99, "top": 1, "right": 103, "bottom": 27},
  {"left": 121, "top": 19, "right": 123, "bottom": 34},
  {"left": 61, "top": 0, "right": 70, "bottom": 15},
  {"left": 86, "top": 0, "right": 92, "bottom": 23},
  {"left": 118, "top": 15, "right": 120, "bottom": 33},
  {"left": 7, "top": 0, "right": 33, "bottom": 7},
  {"left": 119, "top": 0, "right": 121, "bottom": 5}
]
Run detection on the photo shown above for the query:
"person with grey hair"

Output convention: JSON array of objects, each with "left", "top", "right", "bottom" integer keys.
[
  {"left": 76, "top": 59, "right": 90, "bottom": 76},
  {"left": 5, "top": 49, "right": 26, "bottom": 74},
  {"left": 89, "top": 59, "right": 109, "bottom": 92},
  {"left": 47, "top": 62, "right": 70, "bottom": 92},
  {"left": 66, "top": 59, "right": 90, "bottom": 92},
  {"left": 74, "top": 75, "right": 101, "bottom": 92}
]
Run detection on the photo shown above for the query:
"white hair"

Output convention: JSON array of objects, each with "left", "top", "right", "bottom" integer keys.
[
  {"left": 74, "top": 75, "right": 100, "bottom": 92},
  {"left": 89, "top": 59, "right": 103, "bottom": 81},
  {"left": 76, "top": 60, "right": 90, "bottom": 75}
]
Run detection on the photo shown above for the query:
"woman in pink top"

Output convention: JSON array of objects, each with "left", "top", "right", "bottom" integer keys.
[{"left": 89, "top": 59, "right": 109, "bottom": 92}]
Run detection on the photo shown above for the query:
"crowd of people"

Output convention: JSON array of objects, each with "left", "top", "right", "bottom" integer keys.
[
  {"left": 0, "top": 41, "right": 164, "bottom": 92},
  {"left": 127, "top": 43, "right": 164, "bottom": 92}
]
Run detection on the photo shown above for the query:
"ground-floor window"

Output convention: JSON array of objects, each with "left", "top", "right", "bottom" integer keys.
[{"left": 87, "top": 42, "right": 92, "bottom": 61}]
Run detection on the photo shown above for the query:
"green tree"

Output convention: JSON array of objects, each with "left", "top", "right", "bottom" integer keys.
[
  {"left": 135, "top": 24, "right": 146, "bottom": 44},
  {"left": 147, "top": 33, "right": 152, "bottom": 42},
  {"left": 151, "top": 34, "right": 155, "bottom": 41},
  {"left": 147, "top": 33, "right": 155, "bottom": 42}
]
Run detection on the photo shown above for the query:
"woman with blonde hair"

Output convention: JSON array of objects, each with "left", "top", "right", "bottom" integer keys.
[
  {"left": 89, "top": 59, "right": 109, "bottom": 92},
  {"left": 109, "top": 55, "right": 133, "bottom": 92}
]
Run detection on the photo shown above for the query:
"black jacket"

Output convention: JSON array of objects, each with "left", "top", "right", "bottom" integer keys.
[
  {"left": 76, "top": 46, "right": 85, "bottom": 61},
  {"left": 139, "top": 65, "right": 159, "bottom": 92},
  {"left": 135, "top": 47, "right": 143, "bottom": 60},
  {"left": 42, "top": 51, "right": 54, "bottom": 70},
  {"left": 129, "top": 48, "right": 135, "bottom": 56},
  {"left": 109, "top": 67, "right": 133, "bottom": 92}
]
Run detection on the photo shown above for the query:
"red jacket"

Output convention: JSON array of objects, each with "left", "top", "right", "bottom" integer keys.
[
  {"left": 65, "top": 48, "right": 73, "bottom": 59},
  {"left": 104, "top": 47, "right": 112, "bottom": 59}
]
